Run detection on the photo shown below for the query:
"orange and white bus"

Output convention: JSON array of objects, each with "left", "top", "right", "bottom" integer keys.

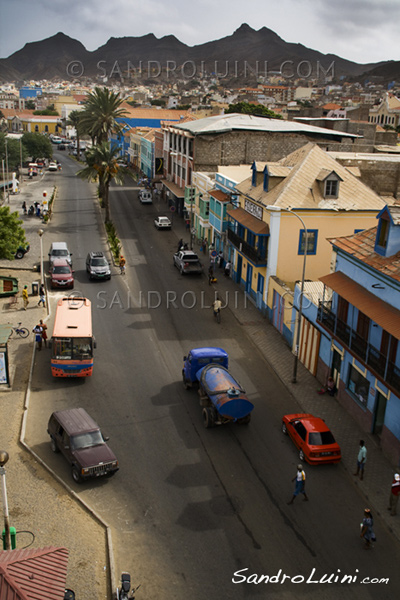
[{"left": 51, "top": 297, "right": 95, "bottom": 377}]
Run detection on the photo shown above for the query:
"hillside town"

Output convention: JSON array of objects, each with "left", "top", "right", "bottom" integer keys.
[{"left": 1, "top": 59, "right": 400, "bottom": 598}]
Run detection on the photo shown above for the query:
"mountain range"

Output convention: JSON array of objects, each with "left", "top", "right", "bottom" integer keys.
[{"left": 0, "top": 24, "right": 399, "bottom": 85}]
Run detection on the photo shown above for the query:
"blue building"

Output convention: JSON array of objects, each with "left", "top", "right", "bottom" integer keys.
[
  {"left": 311, "top": 206, "right": 400, "bottom": 464},
  {"left": 19, "top": 86, "right": 42, "bottom": 100}
]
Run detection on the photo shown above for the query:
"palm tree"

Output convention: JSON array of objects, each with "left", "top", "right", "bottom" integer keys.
[
  {"left": 77, "top": 142, "right": 132, "bottom": 223},
  {"left": 79, "top": 87, "right": 128, "bottom": 145},
  {"left": 65, "top": 109, "right": 83, "bottom": 157}
]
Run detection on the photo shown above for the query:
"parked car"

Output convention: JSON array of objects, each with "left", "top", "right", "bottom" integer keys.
[
  {"left": 281, "top": 413, "right": 341, "bottom": 464},
  {"left": 48, "top": 162, "right": 58, "bottom": 171},
  {"left": 49, "top": 258, "right": 74, "bottom": 289},
  {"left": 139, "top": 189, "right": 152, "bottom": 204},
  {"left": 86, "top": 251, "right": 111, "bottom": 280},
  {"left": 48, "top": 241, "right": 72, "bottom": 266},
  {"left": 59, "top": 144, "right": 66, "bottom": 151},
  {"left": 154, "top": 216, "right": 172, "bottom": 230},
  {"left": 15, "top": 244, "right": 30, "bottom": 259},
  {"left": 173, "top": 250, "right": 203, "bottom": 275},
  {"left": 47, "top": 407, "right": 119, "bottom": 483}
]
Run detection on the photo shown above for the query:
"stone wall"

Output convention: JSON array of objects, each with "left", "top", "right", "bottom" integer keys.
[{"left": 334, "top": 156, "right": 400, "bottom": 198}]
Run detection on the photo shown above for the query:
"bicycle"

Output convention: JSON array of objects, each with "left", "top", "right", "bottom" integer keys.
[{"left": 9, "top": 322, "right": 29, "bottom": 338}]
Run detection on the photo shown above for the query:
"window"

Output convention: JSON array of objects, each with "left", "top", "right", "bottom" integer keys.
[
  {"left": 377, "top": 218, "right": 389, "bottom": 250},
  {"left": 298, "top": 229, "right": 318, "bottom": 255},
  {"left": 347, "top": 365, "right": 369, "bottom": 407},
  {"left": 294, "top": 421, "right": 307, "bottom": 440},
  {"left": 325, "top": 179, "right": 338, "bottom": 198}
]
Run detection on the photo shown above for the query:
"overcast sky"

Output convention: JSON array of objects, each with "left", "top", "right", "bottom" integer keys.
[{"left": 0, "top": 0, "right": 399, "bottom": 65}]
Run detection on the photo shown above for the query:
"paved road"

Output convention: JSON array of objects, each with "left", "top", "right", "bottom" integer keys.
[{"left": 22, "top": 159, "right": 400, "bottom": 600}]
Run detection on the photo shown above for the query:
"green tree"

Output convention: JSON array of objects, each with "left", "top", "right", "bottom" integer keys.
[
  {"left": 33, "top": 109, "right": 59, "bottom": 116},
  {"left": 0, "top": 206, "right": 26, "bottom": 259},
  {"left": 25, "top": 100, "right": 35, "bottom": 110},
  {"left": 79, "top": 87, "right": 128, "bottom": 144},
  {"left": 0, "top": 134, "right": 28, "bottom": 171},
  {"left": 77, "top": 142, "right": 133, "bottom": 223},
  {"left": 225, "top": 102, "right": 283, "bottom": 119},
  {"left": 66, "top": 110, "right": 84, "bottom": 157},
  {"left": 21, "top": 132, "right": 52, "bottom": 159}
]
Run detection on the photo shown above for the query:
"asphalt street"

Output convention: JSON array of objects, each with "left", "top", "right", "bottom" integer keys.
[{"left": 1, "top": 150, "right": 400, "bottom": 600}]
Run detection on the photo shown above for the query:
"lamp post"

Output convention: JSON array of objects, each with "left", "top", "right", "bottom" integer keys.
[
  {"left": 0, "top": 450, "right": 11, "bottom": 550},
  {"left": 267, "top": 205, "right": 308, "bottom": 384},
  {"left": 38, "top": 229, "right": 44, "bottom": 286}
]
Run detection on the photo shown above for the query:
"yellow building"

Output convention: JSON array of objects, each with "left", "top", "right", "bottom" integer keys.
[
  {"left": 228, "top": 143, "right": 387, "bottom": 318},
  {"left": 3, "top": 109, "right": 61, "bottom": 135}
]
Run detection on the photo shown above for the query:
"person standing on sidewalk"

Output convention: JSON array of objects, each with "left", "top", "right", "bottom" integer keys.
[
  {"left": 33, "top": 323, "right": 43, "bottom": 351},
  {"left": 354, "top": 440, "right": 367, "bottom": 480},
  {"left": 288, "top": 464, "right": 309, "bottom": 504},
  {"left": 38, "top": 284, "right": 46, "bottom": 308},
  {"left": 22, "top": 285, "right": 29, "bottom": 310},
  {"left": 39, "top": 319, "right": 48, "bottom": 348},
  {"left": 388, "top": 473, "right": 400, "bottom": 516}
]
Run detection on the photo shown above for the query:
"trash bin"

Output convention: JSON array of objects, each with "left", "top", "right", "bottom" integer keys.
[{"left": 32, "top": 281, "right": 39, "bottom": 295}]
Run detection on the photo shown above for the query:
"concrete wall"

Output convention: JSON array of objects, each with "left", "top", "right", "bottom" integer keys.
[{"left": 334, "top": 157, "right": 400, "bottom": 199}]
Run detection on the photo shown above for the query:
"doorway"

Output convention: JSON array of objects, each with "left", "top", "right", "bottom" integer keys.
[{"left": 372, "top": 391, "right": 387, "bottom": 437}]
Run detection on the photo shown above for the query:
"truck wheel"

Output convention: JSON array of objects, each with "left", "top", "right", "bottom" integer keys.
[
  {"left": 182, "top": 372, "right": 191, "bottom": 390},
  {"left": 72, "top": 466, "right": 82, "bottom": 483},
  {"left": 239, "top": 414, "right": 251, "bottom": 425},
  {"left": 50, "top": 437, "right": 59, "bottom": 453},
  {"left": 202, "top": 407, "right": 215, "bottom": 429}
]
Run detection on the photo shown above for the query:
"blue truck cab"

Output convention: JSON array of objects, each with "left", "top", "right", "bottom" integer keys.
[{"left": 182, "top": 347, "right": 228, "bottom": 389}]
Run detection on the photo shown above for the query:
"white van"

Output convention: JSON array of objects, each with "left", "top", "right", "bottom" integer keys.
[
  {"left": 48, "top": 242, "right": 72, "bottom": 266},
  {"left": 139, "top": 189, "right": 152, "bottom": 204}
]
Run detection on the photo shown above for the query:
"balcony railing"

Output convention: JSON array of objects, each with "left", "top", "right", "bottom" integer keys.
[
  {"left": 317, "top": 302, "right": 400, "bottom": 394},
  {"left": 227, "top": 228, "right": 267, "bottom": 265}
]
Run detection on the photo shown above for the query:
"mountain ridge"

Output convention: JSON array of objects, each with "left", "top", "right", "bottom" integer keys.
[{"left": 0, "top": 24, "right": 396, "bottom": 84}]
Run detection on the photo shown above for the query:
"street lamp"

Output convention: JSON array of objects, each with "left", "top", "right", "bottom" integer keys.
[
  {"left": 267, "top": 205, "right": 308, "bottom": 384},
  {"left": 38, "top": 229, "right": 44, "bottom": 286},
  {"left": 0, "top": 450, "right": 11, "bottom": 550}
]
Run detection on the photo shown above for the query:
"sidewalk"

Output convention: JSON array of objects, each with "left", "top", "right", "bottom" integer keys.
[
  {"left": 0, "top": 174, "right": 110, "bottom": 600},
  {"left": 173, "top": 220, "right": 400, "bottom": 544}
]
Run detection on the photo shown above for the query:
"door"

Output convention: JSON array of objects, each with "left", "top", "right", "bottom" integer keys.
[
  {"left": 331, "top": 349, "right": 342, "bottom": 389},
  {"left": 372, "top": 391, "right": 387, "bottom": 437},
  {"left": 256, "top": 274, "right": 264, "bottom": 310},
  {"left": 245, "top": 264, "right": 253, "bottom": 295},
  {"left": 272, "top": 289, "right": 284, "bottom": 333},
  {"left": 236, "top": 255, "right": 243, "bottom": 285}
]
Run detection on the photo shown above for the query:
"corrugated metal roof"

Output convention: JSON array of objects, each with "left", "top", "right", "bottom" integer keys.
[
  {"left": 319, "top": 271, "right": 400, "bottom": 339},
  {"left": 227, "top": 207, "right": 269, "bottom": 235},
  {"left": 209, "top": 189, "right": 231, "bottom": 202},
  {"left": 0, "top": 546, "right": 69, "bottom": 600},
  {"left": 171, "top": 113, "right": 357, "bottom": 138}
]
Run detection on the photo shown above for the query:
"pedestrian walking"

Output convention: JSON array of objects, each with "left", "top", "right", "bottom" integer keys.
[
  {"left": 224, "top": 261, "right": 231, "bottom": 277},
  {"left": 39, "top": 319, "right": 48, "bottom": 348},
  {"left": 22, "top": 201, "right": 27, "bottom": 215},
  {"left": 354, "top": 440, "right": 367, "bottom": 480},
  {"left": 33, "top": 323, "right": 43, "bottom": 351},
  {"left": 288, "top": 464, "right": 309, "bottom": 504},
  {"left": 119, "top": 255, "right": 126, "bottom": 275},
  {"left": 388, "top": 473, "right": 400, "bottom": 516},
  {"left": 22, "top": 285, "right": 29, "bottom": 310},
  {"left": 38, "top": 284, "right": 46, "bottom": 307},
  {"left": 360, "top": 508, "right": 376, "bottom": 549}
]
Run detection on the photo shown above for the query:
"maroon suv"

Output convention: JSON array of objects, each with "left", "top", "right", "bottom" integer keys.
[{"left": 49, "top": 258, "right": 74, "bottom": 289}]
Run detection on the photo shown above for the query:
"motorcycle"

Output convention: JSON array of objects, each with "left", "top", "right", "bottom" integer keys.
[{"left": 117, "top": 572, "right": 140, "bottom": 599}]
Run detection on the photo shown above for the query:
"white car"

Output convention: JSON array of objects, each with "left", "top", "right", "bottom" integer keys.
[
  {"left": 154, "top": 216, "right": 172, "bottom": 230},
  {"left": 48, "top": 162, "right": 58, "bottom": 171}
]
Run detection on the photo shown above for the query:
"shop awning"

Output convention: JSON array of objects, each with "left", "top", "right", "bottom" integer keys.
[
  {"left": 319, "top": 271, "right": 400, "bottom": 339},
  {"left": 227, "top": 207, "right": 269, "bottom": 235},
  {"left": 161, "top": 180, "right": 185, "bottom": 198}
]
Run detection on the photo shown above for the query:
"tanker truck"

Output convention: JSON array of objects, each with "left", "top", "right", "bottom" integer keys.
[{"left": 182, "top": 347, "right": 254, "bottom": 428}]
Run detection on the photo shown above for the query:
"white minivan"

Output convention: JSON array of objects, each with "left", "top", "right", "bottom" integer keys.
[{"left": 48, "top": 242, "right": 73, "bottom": 266}]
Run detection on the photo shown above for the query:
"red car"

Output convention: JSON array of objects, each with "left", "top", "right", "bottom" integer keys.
[
  {"left": 282, "top": 413, "right": 341, "bottom": 465},
  {"left": 49, "top": 258, "right": 74, "bottom": 289}
]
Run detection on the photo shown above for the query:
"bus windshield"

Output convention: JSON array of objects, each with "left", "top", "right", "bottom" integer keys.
[{"left": 52, "top": 337, "right": 93, "bottom": 360}]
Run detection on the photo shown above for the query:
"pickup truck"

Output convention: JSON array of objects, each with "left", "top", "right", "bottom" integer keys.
[
  {"left": 173, "top": 250, "right": 203, "bottom": 275},
  {"left": 182, "top": 347, "right": 254, "bottom": 428}
]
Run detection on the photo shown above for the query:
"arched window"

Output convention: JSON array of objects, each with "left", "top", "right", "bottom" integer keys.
[
  {"left": 35, "top": 125, "right": 39, "bottom": 132},
  {"left": 45, "top": 125, "right": 49, "bottom": 132}
]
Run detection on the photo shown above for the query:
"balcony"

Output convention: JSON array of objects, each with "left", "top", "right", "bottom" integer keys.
[
  {"left": 317, "top": 302, "right": 400, "bottom": 394},
  {"left": 227, "top": 228, "right": 267, "bottom": 265}
]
